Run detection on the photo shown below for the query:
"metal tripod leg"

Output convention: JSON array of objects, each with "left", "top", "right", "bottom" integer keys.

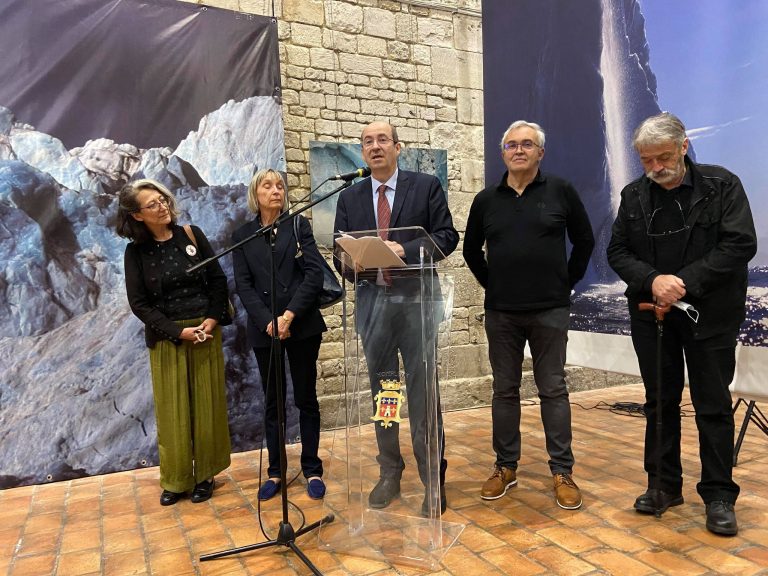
[{"left": 734, "top": 399, "right": 768, "bottom": 466}]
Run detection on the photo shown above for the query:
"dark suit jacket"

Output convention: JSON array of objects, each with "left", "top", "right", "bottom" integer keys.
[
  {"left": 334, "top": 169, "right": 459, "bottom": 325},
  {"left": 334, "top": 169, "right": 459, "bottom": 274},
  {"left": 232, "top": 215, "right": 327, "bottom": 349}
]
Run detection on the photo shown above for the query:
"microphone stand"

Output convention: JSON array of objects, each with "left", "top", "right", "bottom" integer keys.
[
  {"left": 190, "top": 178, "right": 357, "bottom": 574},
  {"left": 186, "top": 177, "right": 354, "bottom": 276}
]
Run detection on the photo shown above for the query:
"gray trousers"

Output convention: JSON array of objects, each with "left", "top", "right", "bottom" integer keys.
[{"left": 485, "top": 306, "right": 574, "bottom": 474}]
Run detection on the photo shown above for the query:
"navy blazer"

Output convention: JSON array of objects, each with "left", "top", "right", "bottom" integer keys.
[
  {"left": 334, "top": 169, "right": 459, "bottom": 327},
  {"left": 334, "top": 169, "right": 459, "bottom": 271},
  {"left": 232, "top": 215, "right": 327, "bottom": 348}
]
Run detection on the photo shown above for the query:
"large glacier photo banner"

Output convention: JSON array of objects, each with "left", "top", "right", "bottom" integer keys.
[
  {"left": 481, "top": 1, "right": 768, "bottom": 380},
  {"left": 0, "top": 0, "right": 285, "bottom": 488}
]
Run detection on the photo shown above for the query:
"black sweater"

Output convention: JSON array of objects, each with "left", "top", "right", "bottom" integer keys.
[
  {"left": 463, "top": 171, "right": 595, "bottom": 311},
  {"left": 124, "top": 224, "right": 231, "bottom": 348}
]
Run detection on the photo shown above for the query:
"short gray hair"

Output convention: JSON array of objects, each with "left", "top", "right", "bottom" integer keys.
[
  {"left": 633, "top": 112, "right": 687, "bottom": 149},
  {"left": 500, "top": 120, "right": 546, "bottom": 149},
  {"left": 247, "top": 169, "right": 288, "bottom": 215}
]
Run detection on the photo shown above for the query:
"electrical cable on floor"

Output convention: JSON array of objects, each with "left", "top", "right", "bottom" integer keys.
[
  {"left": 255, "top": 449, "right": 305, "bottom": 539},
  {"left": 604, "top": 401, "right": 645, "bottom": 417},
  {"left": 253, "top": 337, "right": 307, "bottom": 540},
  {"left": 521, "top": 398, "right": 696, "bottom": 418}
]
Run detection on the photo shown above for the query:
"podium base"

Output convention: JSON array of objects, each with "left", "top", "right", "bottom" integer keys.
[{"left": 319, "top": 502, "right": 464, "bottom": 570}]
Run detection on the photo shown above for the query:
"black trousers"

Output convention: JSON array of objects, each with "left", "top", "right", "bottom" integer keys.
[
  {"left": 359, "top": 289, "right": 446, "bottom": 487},
  {"left": 631, "top": 311, "right": 740, "bottom": 504},
  {"left": 254, "top": 334, "right": 323, "bottom": 479},
  {"left": 485, "top": 307, "right": 574, "bottom": 474}
]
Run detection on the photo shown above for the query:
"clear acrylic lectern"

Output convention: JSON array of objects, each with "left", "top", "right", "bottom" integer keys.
[{"left": 318, "top": 226, "right": 463, "bottom": 570}]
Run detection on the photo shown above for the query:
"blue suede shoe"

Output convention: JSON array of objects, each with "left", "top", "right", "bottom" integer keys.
[
  {"left": 258, "top": 479, "right": 280, "bottom": 501},
  {"left": 307, "top": 477, "right": 326, "bottom": 500}
]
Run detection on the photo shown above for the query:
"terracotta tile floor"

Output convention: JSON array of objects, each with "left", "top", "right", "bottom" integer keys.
[{"left": 2, "top": 384, "right": 767, "bottom": 575}]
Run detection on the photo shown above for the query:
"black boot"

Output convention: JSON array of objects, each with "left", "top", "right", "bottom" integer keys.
[
  {"left": 191, "top": 478, "right": 215, "bottom": 503},
  {"left": 160, "top": 490, "right": 183, "bottom": 506},
  {"left": 705, "top": 501, "right": 737, "bottom": 536}
]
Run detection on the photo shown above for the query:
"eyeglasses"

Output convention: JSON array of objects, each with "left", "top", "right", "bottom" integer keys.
[
  {"left": 503, "top": 140, "right": 540, "bottom": 151},
  {"left": 136, "top": 196, "right": 170, "bottom": 212},
  {"left": 362, "top": 136, "right": 397, "bottom": 149},
  {"left": 646, "top": 199, "right": 688, "bottom": 237}
]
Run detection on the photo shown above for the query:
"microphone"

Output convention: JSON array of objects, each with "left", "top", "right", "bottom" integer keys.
[{"left": 329, "top": 167, "right": 371, "bottom": 181}]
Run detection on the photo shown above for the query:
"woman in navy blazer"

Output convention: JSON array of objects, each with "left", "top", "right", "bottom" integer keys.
[{"left": 231, "top": 169, "right": 328, "bottom": 500}]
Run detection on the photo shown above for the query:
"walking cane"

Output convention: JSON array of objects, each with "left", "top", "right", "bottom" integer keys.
[{"left": 638, "top": 302, "right": 672, "bottom": 518}]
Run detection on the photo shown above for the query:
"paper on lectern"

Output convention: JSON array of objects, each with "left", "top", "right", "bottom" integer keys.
[{"left": 335, "top": 235, "right": 406, "bottom": 269}]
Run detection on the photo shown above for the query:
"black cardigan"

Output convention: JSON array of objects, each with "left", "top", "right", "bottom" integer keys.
[{"left": 124, "top": 224, "right": 231, "bottom": 348}]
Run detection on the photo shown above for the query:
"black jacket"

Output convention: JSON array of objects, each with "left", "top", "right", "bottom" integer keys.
[
  {"left": 607, "top": 157, "right": 757, "bottom": 339},
  {"left": 124, "top": 224, "right": 231, "bottom": 348},
  {"left": 232, "top": 215, "right": 327, "bottom": 348}
]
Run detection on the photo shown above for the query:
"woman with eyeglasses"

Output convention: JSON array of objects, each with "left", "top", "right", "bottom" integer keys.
[
  {"left": 231, "top": 169, "right": 328, "bottom": 501},
  {"left": 116, "top": 178, "right": 232, "bottom": 506}
]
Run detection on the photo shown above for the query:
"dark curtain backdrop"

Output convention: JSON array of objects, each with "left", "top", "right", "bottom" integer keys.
[{"left": 0, "top": 0, "right": 280, "bottom": 149}]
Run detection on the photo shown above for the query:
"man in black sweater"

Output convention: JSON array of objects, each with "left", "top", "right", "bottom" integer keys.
[{"left": 463, "top": 120, "right": 594, "bottom": 509}]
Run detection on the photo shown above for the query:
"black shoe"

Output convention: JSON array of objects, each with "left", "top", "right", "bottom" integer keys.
[
  {"left": 706, "top": 500, "right": 738, "bottom": 536},
  {"left": 160, "top": 489, "right": 183, "bottom": 506},
  {"left": 421, "top": 485, "right": 447, "bottom": 517},
  {"left": 368, "top": 477, "right": 401, "bottom": 509},
  {"left": 190, "top": 478, "right": 215, "bottom": 504},
  {"left": 634, "top": 489, "right": 684, "bottom": 514}
]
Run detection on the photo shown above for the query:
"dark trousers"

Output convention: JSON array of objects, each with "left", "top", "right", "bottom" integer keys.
[
  {"left": 360, "top": 292, "right": 446, "bottom": 487},
  {"left": 631, "top": 312, "right": 739, "bottom": 504},
  {"left": 485, "top": 307, "right": 575, "bottom": 475},
  {"left": 253, "top": 334, "right": 323, "bottom": 479}
]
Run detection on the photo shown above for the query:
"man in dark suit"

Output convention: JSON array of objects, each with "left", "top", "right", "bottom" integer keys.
[{"left": 334, "top": 121, "right": 459, "bottom": 515}]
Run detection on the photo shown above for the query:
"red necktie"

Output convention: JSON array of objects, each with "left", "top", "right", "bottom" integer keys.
[
  {"left": 377, "top": 184, "right": 391, "bottom": 240},
  {"left": 377, "top": 184, "right": 392, "bottom": 284}
]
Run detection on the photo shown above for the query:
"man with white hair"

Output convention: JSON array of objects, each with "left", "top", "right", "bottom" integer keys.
[
  {"left": 607, "top": 112, "right": 757, "bottom": 535},
  {"left": 463, "top": 120, "right": 595, "bottom": 510}
]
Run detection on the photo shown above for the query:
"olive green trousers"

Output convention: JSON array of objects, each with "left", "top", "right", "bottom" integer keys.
[{"left": 148, "top": 318, "right": 231, "bottom": 493}]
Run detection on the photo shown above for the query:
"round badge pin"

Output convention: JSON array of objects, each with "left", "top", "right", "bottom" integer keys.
[{"left": 186, "top": 245, "right": 197, "bottom": 256}]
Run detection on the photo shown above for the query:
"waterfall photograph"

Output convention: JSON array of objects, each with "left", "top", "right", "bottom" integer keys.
[{"left": 482, "top": 0, "right": 768, "bottom": 346}]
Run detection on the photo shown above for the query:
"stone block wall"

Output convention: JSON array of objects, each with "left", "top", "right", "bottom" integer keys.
[{"left": 179, "top": 0, "right": 637, "bottom": 423}]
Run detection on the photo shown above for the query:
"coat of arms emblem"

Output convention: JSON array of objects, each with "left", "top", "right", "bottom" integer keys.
[{"left": 372, "top": 379, "right": 404, "bottom": 428}]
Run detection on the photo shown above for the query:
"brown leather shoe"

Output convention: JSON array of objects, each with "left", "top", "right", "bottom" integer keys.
[
  {"left": 481, "top": 465, "right": 517, "bottom": 500},
  {"left": 553, "top": 473, "right": 582, "bottom": 509}
]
